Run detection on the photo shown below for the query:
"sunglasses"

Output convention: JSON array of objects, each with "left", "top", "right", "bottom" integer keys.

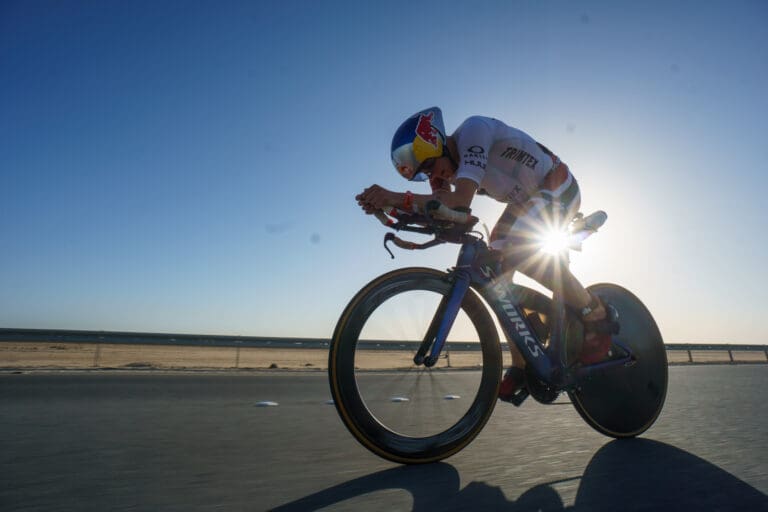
[{"left": 410, "top": 157, "right": 438, "bottom": 182}]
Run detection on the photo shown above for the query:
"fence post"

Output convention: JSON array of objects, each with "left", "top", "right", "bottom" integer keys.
[
  {"left": 93, "top": 343, "right": 101, "bottom": 367},
  {"left": 687, "top": 349, "right": 693, "bottom": 363},
  {"left": 728, "top": 350, "right": 734, "bottom": 363}
]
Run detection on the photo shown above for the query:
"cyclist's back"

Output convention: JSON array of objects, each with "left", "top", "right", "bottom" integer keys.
[{"left": 451, "top": 116, "right": 560, "bottom": 207}]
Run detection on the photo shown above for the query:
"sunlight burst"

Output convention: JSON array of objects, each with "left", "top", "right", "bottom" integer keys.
[{"left": 540, "top": 229, "right": 571, "bottom": 255}]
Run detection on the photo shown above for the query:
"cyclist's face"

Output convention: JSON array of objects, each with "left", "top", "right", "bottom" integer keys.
[{"left": 430, "top": 156, "right": 457, "bottom": 182}]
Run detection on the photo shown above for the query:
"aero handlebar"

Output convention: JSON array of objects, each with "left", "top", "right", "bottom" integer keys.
[
  {"left": 371, "top": 200, "right": 480, "bottom": 258},
  {"left": 373, "top": 200, "right": 477, "bottom": 228}
]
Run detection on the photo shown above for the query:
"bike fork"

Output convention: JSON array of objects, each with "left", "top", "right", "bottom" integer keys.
[{"left": 414, "top": 270, "right": 471, "bottom": 367}]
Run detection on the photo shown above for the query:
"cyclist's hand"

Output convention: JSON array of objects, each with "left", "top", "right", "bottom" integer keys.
[{"left": 356, "top": 185, "right": 397, "bottom": 214}]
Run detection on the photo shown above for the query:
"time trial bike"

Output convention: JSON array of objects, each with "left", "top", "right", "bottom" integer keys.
[{"left": 328, "top": 201, "right": 667, "bottom": 464}]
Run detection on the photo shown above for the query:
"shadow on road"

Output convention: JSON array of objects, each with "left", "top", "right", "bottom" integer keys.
[{"left": 272, "top": 439, "right": 767, "bottom": 511}]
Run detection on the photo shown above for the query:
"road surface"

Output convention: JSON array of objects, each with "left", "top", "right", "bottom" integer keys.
[{"left": 1, "top": 365, "right": 766, "bottom": 511}]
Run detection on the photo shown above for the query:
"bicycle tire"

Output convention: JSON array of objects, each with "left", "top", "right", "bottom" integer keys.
[
  {"left": 329, "top": 267, "right": 502, "bottom": 464},
  {"left": 568, "top": 283, "right": 668, "bottom": 438}
]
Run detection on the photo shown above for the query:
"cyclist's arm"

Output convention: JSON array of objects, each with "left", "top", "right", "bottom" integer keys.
[
  {"left": 357, "top": 179, "right": 477, "bottom": 214},
  {"left": 433, "top": 178, "right": 477, "bottom": 210}
]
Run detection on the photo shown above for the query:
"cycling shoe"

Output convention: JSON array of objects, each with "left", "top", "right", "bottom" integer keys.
[{"left": 498, "top": 367, "right": 528, "bottom": 406}]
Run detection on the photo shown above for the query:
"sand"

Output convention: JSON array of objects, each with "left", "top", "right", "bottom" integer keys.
[{"left": 0, "top": 341, "right": 764, "bottom": 371}]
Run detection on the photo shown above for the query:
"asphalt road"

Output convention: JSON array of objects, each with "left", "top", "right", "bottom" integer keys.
[{"left": 1, "top": 366, "right": 766, "bottom": 511}]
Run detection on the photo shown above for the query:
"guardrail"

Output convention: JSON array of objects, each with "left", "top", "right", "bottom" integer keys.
[
  {"left": 0, "top": 328, "right": 768, "bottom": 354},
  {"left": 1, "top": 328, "right": 766, "bottom": 363},
  {"left": 1, "top": 327, "right": 767, "bottom": 350}
]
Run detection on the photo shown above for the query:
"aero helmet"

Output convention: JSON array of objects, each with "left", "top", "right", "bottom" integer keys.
[{"left": 391, "top": 107, "right": 447, "bottom": 181}]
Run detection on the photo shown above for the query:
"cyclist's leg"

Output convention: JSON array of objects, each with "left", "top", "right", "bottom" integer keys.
[
  {"left": 489, "top": 173, "right": 614, "bottom": 363},
  {"left": 515, "top": 255, "right": 613, "bottom": 363},
  {"left": 490, "top": 170, "right": 593, "bottom": 314},
  {"left": 488, "top": 200, "right": 579, "bottom": 398}
]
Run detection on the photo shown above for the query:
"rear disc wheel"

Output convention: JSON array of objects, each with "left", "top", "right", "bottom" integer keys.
[{"left": 568, "top": 283, "right": 668, "bottom": 437}]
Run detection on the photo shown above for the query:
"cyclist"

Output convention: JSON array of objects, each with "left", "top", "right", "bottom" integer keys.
[{"left": 356, "top": 107, "right": 619, "bottom": 402}]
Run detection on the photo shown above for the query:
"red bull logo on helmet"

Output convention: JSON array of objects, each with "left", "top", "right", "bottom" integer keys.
[
  {"left": 415, "top": 112, "right": 438, "bottom": 148},
  {"left": 391, "top": 107, "right": 446, "bottom": 178}
]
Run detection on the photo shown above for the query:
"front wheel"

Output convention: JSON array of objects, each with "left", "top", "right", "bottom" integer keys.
[
  {"left": 329, "top": 267, "right": 502, "bottom": 464},
  {"left": 569, "top": 283, "right": 668, "bottom": 438}
]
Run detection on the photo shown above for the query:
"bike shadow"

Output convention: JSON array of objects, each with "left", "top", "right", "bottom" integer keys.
[
  {"left": 574, "top": 438, "right": 767, "bottom": 511},
  {"left": 271, "top": 439, "right": 767, "bottom": 511}
]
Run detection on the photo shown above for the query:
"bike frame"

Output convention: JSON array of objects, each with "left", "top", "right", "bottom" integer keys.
[{"left": 419, "top": 234, "right": 635, "bottom": 391}]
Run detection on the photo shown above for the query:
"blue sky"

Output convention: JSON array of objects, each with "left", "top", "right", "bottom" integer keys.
[{"left": 2, "top": 1, "right": 767, "bottom": 344}]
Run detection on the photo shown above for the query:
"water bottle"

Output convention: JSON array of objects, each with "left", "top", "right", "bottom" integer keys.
[{"left": 583, "top": 210, "right": 607, "bottom": 231}]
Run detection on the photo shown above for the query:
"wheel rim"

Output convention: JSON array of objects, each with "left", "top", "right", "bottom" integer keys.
[{"left": 330, "top": 269, "right": 501, "bottom": 462}]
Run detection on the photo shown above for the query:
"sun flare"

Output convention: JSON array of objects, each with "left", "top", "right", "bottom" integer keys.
[{"left": 540, "top": 229, "right": 571, "bottom": 255}]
